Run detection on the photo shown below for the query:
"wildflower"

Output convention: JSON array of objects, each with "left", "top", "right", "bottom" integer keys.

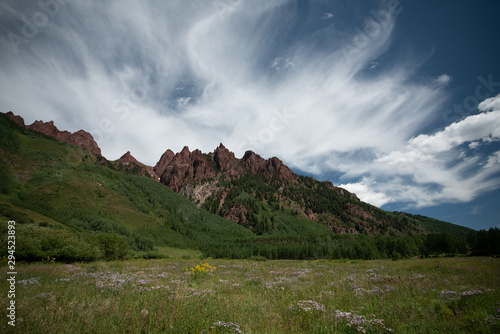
[
  {"left": 186, "top": 263, "right": 216, "bottom": 275},
  {"left": 290, "top": 300, "right": 326, "bottom": 313},
  {"left": 334, "top": 309, "right": 393, "bottom": 333},
  {"left": 201, "top": 321, "right": 244, "bottom": 334},
  {"left": 35, "top": 292, "right": 53, "bottom": 298},
  {"left": 55, "top": 278, "right": 70, "bottom": 283},
  {"left": 18, "top": 277, "right": 40, "bottom": 285},
  {"left": 460, "top": 289, "right": 483, "bottom": 296},
  {"left": 440, "top": 290, "right": 458, "bottom": 299}
]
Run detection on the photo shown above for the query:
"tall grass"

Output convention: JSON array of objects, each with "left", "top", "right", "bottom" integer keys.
[{"left": 1, "top": 257, "right": 499, "bottom": 333}]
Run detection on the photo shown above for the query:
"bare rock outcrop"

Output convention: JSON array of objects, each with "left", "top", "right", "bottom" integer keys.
[
  {"left": 116, "top": 151, "right": 158, "bottom": 179},
  {"left": 27, "top": 118, "right": 102, "bottom": 156}
]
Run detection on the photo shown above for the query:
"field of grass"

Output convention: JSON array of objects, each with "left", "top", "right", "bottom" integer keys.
[{"left": 1, "top": 257, "right": 499, "bottom": 333}]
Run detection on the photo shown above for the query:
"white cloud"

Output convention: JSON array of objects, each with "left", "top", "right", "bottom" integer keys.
[
  {"left": 436, "top": 74, "right": 452, "bottom": 85},
  {"left": 479, "top": 94, "right": 500, "bottom": 111},
  {"left": 407, "top": 108, "right": 500, "bottom": 154},
  {"left": 339, "top": 180, "right": 392, "bottom": 207},
  {"left": 1, "top": 0, "right": 499, "bottom": 209},
  {"left": 347, "top": 94, "right": 500, "bottom": 207},
  {"left": 483, "top": 150, "right": 500, "bottom": 169},
  {"left": 176, "top": 97, "right": 191, "bottom": 108}
]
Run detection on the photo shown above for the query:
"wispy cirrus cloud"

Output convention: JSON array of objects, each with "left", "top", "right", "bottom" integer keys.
[{"left": 0, "top": 0, "right": 498, "bottom": 210}]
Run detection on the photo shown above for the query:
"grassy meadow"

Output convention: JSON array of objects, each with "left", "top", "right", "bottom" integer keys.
[{"left": 1, "top": 256, "right": 499, "bottom": 333}]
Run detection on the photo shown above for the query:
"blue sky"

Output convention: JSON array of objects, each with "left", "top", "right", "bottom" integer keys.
[{"left": 1, "top": 0, "right": 499, "bottom": 230}]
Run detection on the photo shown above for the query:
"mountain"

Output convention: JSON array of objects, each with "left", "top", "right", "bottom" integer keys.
[
  {"left": 7, "top": 111, "right": 102, "bottom": 156},
  {"left": 0, "top": 111, "right": 478, "bottom": 261},
  {"left": 151, "top": 143, "right": 428, "bottom": 236}
]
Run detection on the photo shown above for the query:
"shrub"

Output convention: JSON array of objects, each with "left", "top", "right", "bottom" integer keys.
[
  {"left": 0, "top": 115, "right": 20, "bottom": 152},
  {"left": 0, "top": 223, "right": 101, "bottom": 262},
  {"left": 93, "top": 233, "right": 129, "bottom": 260}
]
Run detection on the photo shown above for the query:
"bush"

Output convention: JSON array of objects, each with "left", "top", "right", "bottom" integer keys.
[
  {"left": 0, "top": 223, "right": 101, "bottom": 262},
  {"left": 0, "top": 115, "right": 20, "bottom": 153},
  {"left": 0, "top": 164, "right": 15, "bottom": 194},
  {"left": 70, "top": 217, "right": 155, "bottom": 252},
  {"left": 93, "top": 233, "right": 129, "bottom": 260}
]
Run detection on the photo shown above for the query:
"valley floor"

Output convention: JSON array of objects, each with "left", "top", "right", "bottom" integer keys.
[{"left": 1, "top": 257, "right": 499, "bottom": 333}]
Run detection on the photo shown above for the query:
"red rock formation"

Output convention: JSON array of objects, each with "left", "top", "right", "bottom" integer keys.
[
  {"left": 116, "top": 151, "right": 157, "bottom": 179},
  {"left": 118, "top": 151, "right": 143, "bottom": 166},
  {"left": 6, "top": 112, "right": 101, "bottom": 156},
  {"left": 66, "top": 130, "right": 102, "bottom": 157},
  {"left": 213, "top": 143, "right": 235, "bottom": 171},
  {"left": 159, "top": 147, "right": 216, "bottom": 191},
  {"left": 6, "top": 111, "right": 25, "bottom": 127},
  {"left": 213, "top": 143, "right": 244, "bottom": 178},
  {"left": 26, "top": 118, "right": 102, "bottom": 156},
  {"left": 154, "top": 149, "right": 175, "bottom": 176},
  {"left": 266, "top": 156, "right": 296, "bottom": 181},
  {"left": 239, "top": 150, "right": 297, "bottom": 181},
  {"left": 158, "top": 145, "right": 301, "bottom": 193},
  {"left": 240, "top": 150, "right": 267, "bottom": 173},
  {"left": 29, "top": 120, "right": 71, "bottom": 142}
]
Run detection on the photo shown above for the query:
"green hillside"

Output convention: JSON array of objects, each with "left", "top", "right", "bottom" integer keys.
[
  {"left": 394, "top": 212, "right": 473, "bottom": 235},
  {"left": 202, "top": 173, "right": 473, "bottom": 237}
]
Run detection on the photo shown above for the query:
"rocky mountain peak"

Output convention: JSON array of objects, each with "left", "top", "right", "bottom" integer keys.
[
  {"left": 66, "top": 130, "right": 102, "bottom": 157},
  {"left": 154, "top": 149, "right": 175, "bottom": 175},
  {"left": 115, "top": 151, "right": 158, "bottom": 179},
  {"left": 6, "top": 111, "right": 102, "bottom": 156},
  {"left": 180, "top": 146, "right": 191, "bottom": 157},
  {"left": 266, "top": 156, "right": 296, "bottom": 181},
  {"left": 214, "top": 143, "right": 236, "bottom": 172},
  {"left": 157, "top": 144, "right": 299, "bottom": 193},
  {"left": 6, "top": 111, "right": 25, "bottom": 127},
  {"left": 159, "top": 145, "right": 216, "bottom": 191},
  {"left": 241, "top": 150, "right": 266, "bottom": 172},
  {"left": 29, "top": 120, "right": 67, "bottom": 140},
  {"left": 118, "top": 151, "right": 137, "bottom": 164}
]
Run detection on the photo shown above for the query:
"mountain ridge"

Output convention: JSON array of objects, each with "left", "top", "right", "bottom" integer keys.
[
  {"left": 1, "top": 110, "right": 485, "bottom": 262},
  {"left": 6, "top": 111, "right": 102, "bottom": 157},
  {"left": 3, "top": 111, "right": 470, "bottom": 237}
]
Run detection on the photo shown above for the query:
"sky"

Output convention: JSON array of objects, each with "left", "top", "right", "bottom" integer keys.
[{"left": 1, "top": 0, "right": 499, "bottom": 230}]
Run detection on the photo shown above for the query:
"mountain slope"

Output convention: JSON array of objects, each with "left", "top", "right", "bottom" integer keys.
[
  {"left": 153, "top": 143, "right": 471, "bottom": 237},
  {"left": 0, "top": 111, "right": 477, "bottom": 261}
]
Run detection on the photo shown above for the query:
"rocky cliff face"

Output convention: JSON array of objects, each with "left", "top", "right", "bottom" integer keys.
[
  {"left": 155, "top": 143, "right": 298, "bottom": 193},
  {"left": 154, "top": 149, "right": 175, "bottom": 176},
  {"left": 116, "top": 151, "right": 158, "bottom": 179},
  {"left": 157, "top": 146, "right": 216, "bottom": 192},
  {"left": 7, "top": 112, "right": 102, "bottom": 156},
  {"left": 6, "top": 111, "right": 25, "bottom": 127}
]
